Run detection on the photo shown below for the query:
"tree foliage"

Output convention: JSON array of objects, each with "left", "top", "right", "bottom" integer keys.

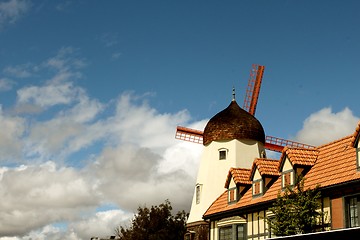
[
  {"left": 115, "top": 200, "right": 188, "bottom": 240},
  {"left": 268, "top": 178, "right": 324, "bottom": 236}
]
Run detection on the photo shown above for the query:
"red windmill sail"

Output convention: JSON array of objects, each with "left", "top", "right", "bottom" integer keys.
[{"left": 175, "top": 64, "right": 315, "bottom": 152}]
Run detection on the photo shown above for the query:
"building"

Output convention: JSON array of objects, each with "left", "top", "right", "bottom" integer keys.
[
  {"left": 185, "top": 98, "right": 267, "bottom": 239},
  {"left": 185, "top": 97, "right": 360, "bottom": 240}
]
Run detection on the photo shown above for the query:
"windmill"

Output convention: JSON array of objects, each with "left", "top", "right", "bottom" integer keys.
[{"left": 175, "top": 64, "right": 314, "bottom": 152}]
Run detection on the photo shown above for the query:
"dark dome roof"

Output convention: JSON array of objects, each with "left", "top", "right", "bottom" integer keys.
[{"left": 203, "top": 100, "right": 265, "bottom": 145}]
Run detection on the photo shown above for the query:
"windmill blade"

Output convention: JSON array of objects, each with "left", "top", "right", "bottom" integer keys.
[
  {"left": 243, "top": 64, "right": 265, "bottom": 115},
  {"left": 265, "top": 135, "right": 315, "bottom": 152},
  {"left": 175, "top": 126, "right": 315, "bottom": 153},
  {"left": 175, "top": 126, "right": 203, "bottom": 144}
]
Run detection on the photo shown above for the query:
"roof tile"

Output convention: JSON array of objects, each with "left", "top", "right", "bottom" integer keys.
[
  {"left": 225, "top": 168, "right": 252, "bottom": 188},
  {"left": 252, "top": 158, "right": 280, "bottom": 177},
  {"left": 204, "top": 134, "right": 359, "bottom": 218},
  {"left": 280, "top": 147, "right": 318, "bottom": 170}
]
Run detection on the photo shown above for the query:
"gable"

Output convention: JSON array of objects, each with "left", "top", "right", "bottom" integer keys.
[
  {"left": 253, "top": 168, "right": 261, "bottom": 181},
  {"left": 228, "top": 177, "right": 236, "bottom": 189},
  {"left": 281, "top": 157, "right": 293, "bottom": 172}
]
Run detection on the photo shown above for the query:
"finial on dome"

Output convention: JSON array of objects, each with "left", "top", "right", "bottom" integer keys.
[{"left": 232, "top": 87, "right": 236, "bottom": 101}]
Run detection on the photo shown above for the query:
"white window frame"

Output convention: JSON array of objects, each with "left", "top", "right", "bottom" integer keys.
[
  {"left": 219, "top": 148, "right": 228, "bottom": 160},
  {"left": 281, "top": 169, "right": 294, "bottom": 189},
  {"left": 252, "top": 179, "right": 263, "bottom": 197},
  {"left": 228, "top": 187, "right": 238, "bottom": 204}
]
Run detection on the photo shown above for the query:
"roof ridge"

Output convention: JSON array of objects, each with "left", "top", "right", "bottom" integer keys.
[
  {"left": 284, "top": 146, "right": 319, "bottom": 152},
  {"left": 255, "top": 158, "right": 279, "bottom": 162},
  {"left": 230, "top": 167, "right": 251, "bottom": 171}
]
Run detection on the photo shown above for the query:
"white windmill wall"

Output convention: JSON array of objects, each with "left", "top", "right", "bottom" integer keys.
[{"left": 187, "top": 138, "right": 265, "bottom": 224}]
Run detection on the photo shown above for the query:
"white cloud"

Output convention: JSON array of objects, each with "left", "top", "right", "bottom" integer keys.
[
  {"left": 110, "top": 92, "right": 192, "bottom": 152},
  {"left": 0, "top": 78, "right": 15, "bottom": 91},
  {"left": 0, "top": 88, "right": 203, "bottom": 238},
  {"left": 0, "top": 0, "right": 30, "bottom": 28},
  {"left": 0, "top": 106, "right": 25, "bottom": 161},
  {"left": 24, "top": 89, "right": 104, "bottom": 160},
  {"left": 295, "top": 107, "right": 359, "bottom": 146},
  {"left": 0, "top": 49, "right": 205, "bottom": 238},
  {"left": 44, "top": 47, "right": 86, "bottom": 73},
  {"left": 70, "top": 209, "right": 133, "bottom": 239},
  {"left": 15, "top": 48, "right": 88, "bottom": 112},
  {"left": 0, "top": 225, "right": 81, "bottom": 240},
  {"left": 3, "top": 64, "right": 33, "bottom": 78},
  {"left": 0, "top": 162, "right": 100, "bottom": 237},
  {"left": 17, "top": 81, "right": 77, "bottom": 108}
]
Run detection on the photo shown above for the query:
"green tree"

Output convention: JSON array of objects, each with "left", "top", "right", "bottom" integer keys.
[
  {"left": 115, "top": 200, "right": 188, "bottom": 240},
  {"left": 268, "top": 178, "right": 323, "bottom": 236}
]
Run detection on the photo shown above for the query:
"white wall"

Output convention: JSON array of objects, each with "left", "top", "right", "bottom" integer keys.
[{"left": 187, "top": 139, "right": 264, "bottom": 223}]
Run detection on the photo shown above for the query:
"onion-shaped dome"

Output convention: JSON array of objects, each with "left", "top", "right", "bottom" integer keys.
[{"left": 203, "top": 100, "right": 265, "bottom": 145}]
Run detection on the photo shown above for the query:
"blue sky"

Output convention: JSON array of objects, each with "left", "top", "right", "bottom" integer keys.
[{"left": 0, "top": 0, "right": 359, "bottom": 239}]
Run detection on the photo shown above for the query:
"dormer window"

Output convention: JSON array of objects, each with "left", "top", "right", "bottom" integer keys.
[
  {"left": 252, "top": 179, "right": 263, "bottom": 197},
  {"left": 228, "top": 187, "right": 238, "bottom": 204},
  {"left": 250, "top": 159, "right": 279, "bottom": 198},
  {"left": 282, "top": 170, "right": 294, "bottom": 189},
  {"left": 225, "top": 168, "right": 251, "bottom": 204},
  {"left": 219, "top": 148, "right": 228, "bottom": 160}
]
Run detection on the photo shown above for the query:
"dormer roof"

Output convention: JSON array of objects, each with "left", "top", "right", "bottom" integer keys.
[
  {"left": 250, "top": 158, "right": 280, "bottom": 179},
  {"left": 279, "top": 147, "right": 319, "bottom": 171},
  {"left": 225, "top": 168, "right": 251, "bottom": 188}
]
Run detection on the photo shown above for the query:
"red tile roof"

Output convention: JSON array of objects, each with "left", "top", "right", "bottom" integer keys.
[
  {"left": 224, "top": 168, "right": 252, "bottom": 188},
  {"left": 279, "top": 147, "right": 318, "bottom": 170},
  {"left": 204, "top": 134, "right": 360, "bottom": 219},
  {"left": 251, "top": 158, "right": 280, "bottom": 177}
]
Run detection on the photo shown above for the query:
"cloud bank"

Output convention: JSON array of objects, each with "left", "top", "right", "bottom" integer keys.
[
  {"left": 0, "top": 48, "right": 204, "bottom": 239},
  {"left": 295, "top": 107, "right": 359, "bottom": 146},
  {"left": 1, "top": 47, "right": 358, "bottom": 239}
]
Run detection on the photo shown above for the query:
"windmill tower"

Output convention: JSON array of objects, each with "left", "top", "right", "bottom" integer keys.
[{"left": 177, "top": 64, "right": 314, "bottom": 238}]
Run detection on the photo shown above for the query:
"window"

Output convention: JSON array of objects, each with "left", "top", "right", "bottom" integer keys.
[
  {"left": 236, "top": 224, "right": 246, "bottom": 240},
  {"left": 282, "top": 170, "right": 294, "bottom": 189},
  {"left": 228, "top": 187, "right": 238, "bottom": 204},
  {"left": 219, "top": 226, "right": 232, "bottom": 240},
  {"left": 219, "top": 148, "right": 228, "bottom": 160},
  {"left": 252, "top": 180, "right": 263, "bottom": 197},
  {"left": 219, "top": 224, "right": 246, "bottom": 240},
  {"left": 196, "top": 184, "right": 201, "bottom": 204},
  {"left": 347, "top": 196, "right": 360, "bottom": 227}
]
